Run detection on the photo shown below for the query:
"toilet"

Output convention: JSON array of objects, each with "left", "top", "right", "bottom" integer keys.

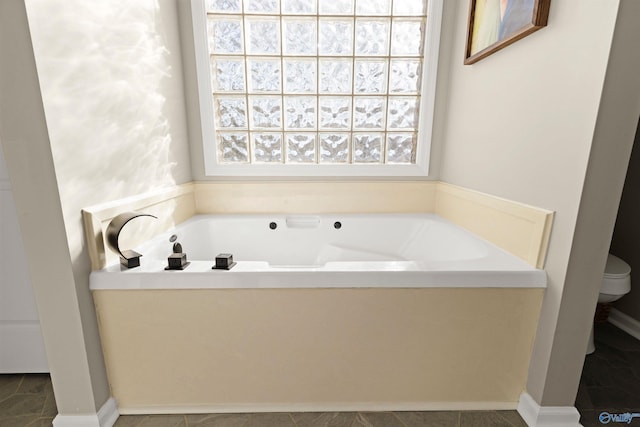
[{"left": 587, "top": 253, "right": 631, "bottom": 354}]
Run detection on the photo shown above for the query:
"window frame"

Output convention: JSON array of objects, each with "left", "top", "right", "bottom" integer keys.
[{"left": 190, "top": 0, "right": 443, "bottom": 177}]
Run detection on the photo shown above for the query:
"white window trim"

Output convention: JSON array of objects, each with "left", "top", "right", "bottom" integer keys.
[{"left": 190, "top": 0, "right": 443, "bottom": 177}]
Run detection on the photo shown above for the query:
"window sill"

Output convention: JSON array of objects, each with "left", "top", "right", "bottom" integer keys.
[{"left": 203, "top": 162, "right": 430, "bottom": 177}]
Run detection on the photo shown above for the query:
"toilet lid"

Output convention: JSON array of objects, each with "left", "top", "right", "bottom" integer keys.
[{"left": 604, "top": 254, "right": 631, "bottom": 278}]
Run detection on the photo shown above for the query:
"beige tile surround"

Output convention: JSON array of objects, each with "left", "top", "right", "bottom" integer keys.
[
  {"left": 82, "top": 181, "right": 553, "bottom": 270},
  {"left": 82, "top": 184, "right": 197, "bottom": 271}
]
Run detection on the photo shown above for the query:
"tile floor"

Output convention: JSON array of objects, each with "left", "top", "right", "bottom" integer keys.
[
  {"left": 576, "top": 322, "right": 640, "bottom": 427},
  {"left": 5, "top": 323, "right": 640, "bottom": 427},
  {"left": 112, "top": 410, "right": 527, "bottom": 426},
  {"left": 0, "top": 373, "right": 57, "bottom": 426},
  {"left": 0, "top": 373, "right": 528, "bottom": 426},
  {"left": 115, "top": 411, "right": 526, "bottom": 427}
]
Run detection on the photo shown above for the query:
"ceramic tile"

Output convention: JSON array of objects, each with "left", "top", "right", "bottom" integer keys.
[
  {"left": 595, "top": 323, "right": 640, "bottom": 351},
  {"left": 591, "top": 343, "right": 630, "bottom": 367},
  {"left": 352, "top": 412, "right": 405, "bottom": 427},
  {"left": 581, "top": 359, "right": 613, "bottom": 387},
  {"left": 588, "top": 387, "right": 636, "bottom": 410},
  {"left": 579, "top": 411, "right": 604, "bottom": 427},
  {"left": 575, "top": 381, "right": 594, "bottom": 411},
  {"left": 135, "top": 415, "right": 186, "bottom": 427},
  {"left": 114, "top": 415, "right": 187, "bottom": 427},
  {"left": 245, "top": 413, "right": 296, "bottom": 427},
  {"left": 114, "top": 414, "right": 148, "bottom": 426},
  {"left": 3, "top": 364, "right": 639, "bottom": 427},
  {"left": 578, "top": 323, "right": 640, "bottom": 422},
  {"left": 495, "top": 411, "right": 528, "bottom": 427},
  {"left": 292, "top": 412, "right": 356, "bottom": 427},
  {"left": 627, "top": 355, "right": 640, "bottom": 378},
  {"left": 0, "top": 414, "right": 42, "bottom": 427},
  {"left": 185, "top": 413, "right": 249, "bottom": 426},
  {"left": 17, "top": 374, "right": 50, "bottom": 394},
  {"left": 0, "top": 375, "right": 23, "bottom": 402},
  {"left": 40, "top": 391, "right": 57, "bottom": 417},
  {"left": 579, "top": 409, "right": 640, "bottom": 427},
  {"left": 26, "top": 417, "right": 56, "bottom": 426},
  {"left": 0, "top": 393, "right": 46, "bottom": 417},
  {"left": 609, "top": 366, "right": 640, "bottom": 383},
  {"left": 459, "top": 411, "right": 512, "bottom": 427},
  {"left": 394, "top": 411, "right": 459, "bottom": 427}
]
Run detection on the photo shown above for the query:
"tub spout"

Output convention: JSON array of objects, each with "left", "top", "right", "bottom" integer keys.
[{"left": 106, "top": 212, "right": 157, "bottom": 268}]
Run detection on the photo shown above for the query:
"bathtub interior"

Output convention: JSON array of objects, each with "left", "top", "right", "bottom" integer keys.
[{"left": 136, "top": 214, "right": 490, "bottom": 267}]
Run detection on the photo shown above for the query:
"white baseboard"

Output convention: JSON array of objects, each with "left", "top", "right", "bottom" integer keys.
[
  {"left": 517, "top": 393, "right": 582, "bottom": 427},
  {"left": 53, "top": 397, "right": 119, "bottom": 427},
  {"left": 609, "top": 308, "right": 640, "bottom": 341},
  {"left": 119, "top": 401, "right": 517, "bottom": 415}
]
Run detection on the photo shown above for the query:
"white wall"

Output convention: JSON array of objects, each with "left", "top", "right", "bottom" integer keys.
[
  {"left": 0, "top": 144, "right": 48, "bottom": 373},
  {"left": 1, "top": 0, "right": 99, "bottom": 413},
  {"left": 440, "top": 0, "right": 640, "bottom": 406},
  {"left": 25, "top": 0, "right": 193, "bottom": 245},
  {"left": 2, "top": 0, "right": 193, "bottom": 416}
]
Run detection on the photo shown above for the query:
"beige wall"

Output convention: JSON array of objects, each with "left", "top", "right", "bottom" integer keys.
[
  {"left": 440, "top": 0, "right": 640, "bottom": 407},
  {"left": 1, "top": 0, "right": 193, "bottom": 416},
  {"left": 610, "top": 120, "right": 640, "bottom": 321}
]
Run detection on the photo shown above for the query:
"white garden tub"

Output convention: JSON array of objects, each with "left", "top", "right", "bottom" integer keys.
[{"left": 90, "top": 214, "right": 546, "bottom": 289}]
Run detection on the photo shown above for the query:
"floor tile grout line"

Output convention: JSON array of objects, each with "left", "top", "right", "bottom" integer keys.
[
  {"left": 41, "top": 379, "right": 54, "bottom": 418},
  {"left": 17, "top": 374, "right": 25, "bottom": 394},
  {"left": 348, "top": 412, "right": 356, "bottom": 427},
  {"left": 494, "top": 410, "right": 519, "bottom": 427},
  {"left": 39, "top": 393, "right": 46, "bottom": 417},
  {"left": 0, "top": 374, "right": 24, "bottom": 404},
  {"left": 392, "top": 411, "right": 409, "bottom": 427}
]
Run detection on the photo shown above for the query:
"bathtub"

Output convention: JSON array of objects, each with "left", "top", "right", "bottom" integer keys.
[
  {"left": 90, "top": 213, "right": 547, "bottom": 412},
  {"left": 90, "top": 213, "right": 546, "bottom": 290}
]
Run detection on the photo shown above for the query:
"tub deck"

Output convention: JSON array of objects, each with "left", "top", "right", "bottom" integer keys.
[{"left": 91, "top": 260, "right": 546, "bottom": 289}]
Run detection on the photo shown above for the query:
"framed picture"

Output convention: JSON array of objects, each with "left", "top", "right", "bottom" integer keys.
[{"left": 464, "top": 0, "right": 551, "bottom": 65}]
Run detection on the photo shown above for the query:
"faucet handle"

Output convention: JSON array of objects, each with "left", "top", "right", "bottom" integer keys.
[{"left": 166, "top": 240, "right": 189, "bottom": 270}]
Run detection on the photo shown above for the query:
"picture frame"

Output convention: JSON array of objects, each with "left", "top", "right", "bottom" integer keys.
[{"left": 464, "top": 0, "right": 551, "bottom": 65}]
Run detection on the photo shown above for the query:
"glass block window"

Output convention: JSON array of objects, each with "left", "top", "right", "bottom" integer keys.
[
  {"left": 203, "top": 0, "right": 430, "bottom": 168},
  {"left": 193, "top": 0, "right": 442, "bottom": 176}
]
